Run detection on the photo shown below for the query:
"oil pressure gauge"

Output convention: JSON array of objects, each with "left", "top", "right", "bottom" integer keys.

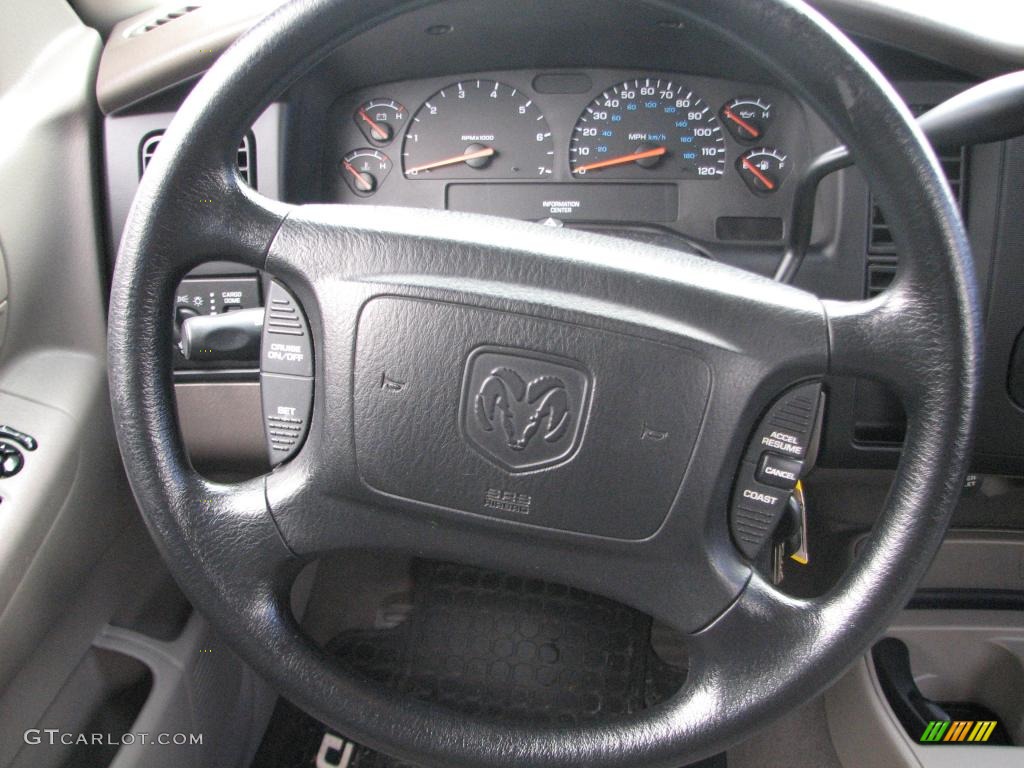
[
  {"left": 737, "top": 147, "right": 790, "bottom": 195},
  {"left": 720, "top": 97, "right": 772, "bottom": 143}
]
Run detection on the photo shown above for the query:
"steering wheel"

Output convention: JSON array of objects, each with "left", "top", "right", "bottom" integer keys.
[{"left": 108, "top": 0, "right": 980, "bottom": 765}]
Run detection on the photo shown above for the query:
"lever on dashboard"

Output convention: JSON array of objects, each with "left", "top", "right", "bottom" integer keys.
[{"left": 178, "top": 307, "right": 265, "bottom": 362}]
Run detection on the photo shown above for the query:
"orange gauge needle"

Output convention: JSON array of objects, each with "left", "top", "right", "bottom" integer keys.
[
  {"left": 358, "top": 109, "right": 390, "bottom": 140},
  {"left": 342, "top": 161, "right": 373, "bottom": 191},
  {"left": 724, "top": 107, "right": 760, "bottom": 139},
  {"left": 741, "top": 157, "right": 775, "bottom": 190},
  {"left": 573, "top": 146, "right": 667, "bottom": 174},
  {"left": 405, "top": 146, "right": 496, "bottom": 174}
]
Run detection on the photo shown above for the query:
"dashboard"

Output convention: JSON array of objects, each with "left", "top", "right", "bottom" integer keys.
[
  {"left": 327, "top": 69, "right": 820, "bottom": 246},
  {"left": 96, "top": 0, "right": 1024, "bottom": 490}
]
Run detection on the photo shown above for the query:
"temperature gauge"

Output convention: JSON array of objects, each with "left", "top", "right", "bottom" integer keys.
[
  {"left": 353, "top": 99, "right": 406, "bottom": 145},
  {"left": 720, "top": 97, "right": 772, "bottom": 143},
  {"left": 340, "top": 148, "right": 392, "bottom": 197},
  {"left": 737, "top": 147, "right": 790, "bottom": 195}
]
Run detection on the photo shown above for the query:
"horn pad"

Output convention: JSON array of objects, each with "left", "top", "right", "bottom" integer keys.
[
  {"left": 461, "top": 346, "right": 591, "bottom": 473},
  {"left": 354, "top": 297, "right": 710, "bottom": 540}
]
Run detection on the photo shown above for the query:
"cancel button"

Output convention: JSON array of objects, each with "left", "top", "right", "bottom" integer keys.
[{"left": 756, "top": 452, "right": 804, "bottom": 490}]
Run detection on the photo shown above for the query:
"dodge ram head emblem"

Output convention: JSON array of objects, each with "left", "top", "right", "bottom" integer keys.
[{"left": 461, "top": 347, "right": 591, "bottom": 472}]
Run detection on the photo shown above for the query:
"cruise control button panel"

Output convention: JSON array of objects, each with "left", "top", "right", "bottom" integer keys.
[
  {"left": 260, "top": 281, "right": 314, "bottom": 466},
  {"left": 731, "top": 383, "right": 824, "bottom": 559}
]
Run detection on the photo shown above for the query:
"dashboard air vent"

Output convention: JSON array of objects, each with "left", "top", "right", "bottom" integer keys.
[
  {"left": 128, "top": 5, "right": 202, "bottom": 37},
  {"left": 865, "top": 104, "right": 967, "bottom": 297},
  {"left": 139, "top": 131, "right": 256, "bottom": 187}
]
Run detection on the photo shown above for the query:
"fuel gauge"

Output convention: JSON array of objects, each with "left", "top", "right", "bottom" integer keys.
[
  {"left": 720, "top": 97, "right": 772, "bottom": 143},
  {"left": 353, "top": 99, "right": 406, "bottom": 145},
  {"left": 737, "top": 147, "right": 790, "bottom": 195},
  {"left": 341, "top": 148, "right": 392, "bottom": 197}
]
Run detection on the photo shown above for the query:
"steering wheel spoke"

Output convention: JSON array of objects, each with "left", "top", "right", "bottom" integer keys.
[
  {"left": 682, "top": 577, "right": 834, "bottom": 725},
  {"left": 185, "top": 475, "right": 297, "bottom": 585},
  {"left": 824, "top": 287, "right": 925, "bottom": 397}
]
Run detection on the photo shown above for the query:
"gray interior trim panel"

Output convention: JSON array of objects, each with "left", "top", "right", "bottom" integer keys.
[
  {"left": 96, "top": 0, "right": 285, "bottom": 114},
  {"left": 0, "top": 6, "right": 192, "bottom": 767},
  {"left": 92, "top": 615, "right": 276, "bottom": 768},
  {"left": 175, "top": 381, "right": 269, "bottom": 474},
  {"left": 827, "top": 612, "right": 1024, "bottom": 768},
  {"left": 852, "top": 529, "right": 1024, "bottom": 593},
  {"left": 917, "top": 531, "right": 1024, "bottom": 593}
]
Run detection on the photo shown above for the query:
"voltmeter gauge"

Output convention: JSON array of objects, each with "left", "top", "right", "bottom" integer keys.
[
  {"left": 720, "top": 97, "right": 772, "bottom": 143},
  {"left": 736, "top": 147, "right": 790, "bottom": 195},
  {"left": 353, "top": 99, "right": 406, "bottom": 145},
  {"left": 340, "top": 148, "right": 392, "bottom": 197}
]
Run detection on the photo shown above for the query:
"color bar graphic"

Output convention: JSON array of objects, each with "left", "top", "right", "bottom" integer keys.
[{"left": 920, "top": 720, "right": 997, "bottom": 743}]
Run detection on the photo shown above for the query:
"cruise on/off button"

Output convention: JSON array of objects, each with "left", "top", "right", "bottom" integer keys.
[
  {"left": 756, "top": 452, "right": 804, "bottom": 489},
  {"left": 261, "top": 281, "right": 314, "bottom": 377}
]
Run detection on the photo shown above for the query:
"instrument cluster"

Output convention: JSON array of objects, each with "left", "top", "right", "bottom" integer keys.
[{"left": 326, "top": 69, "right": 823, "bottom": 245}]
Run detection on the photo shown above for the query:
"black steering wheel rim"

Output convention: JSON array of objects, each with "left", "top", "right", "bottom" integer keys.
[{"left": 108, "top": 1, "right": 981, "bottom": 766}]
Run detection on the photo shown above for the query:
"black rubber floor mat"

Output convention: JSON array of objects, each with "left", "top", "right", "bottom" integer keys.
[
  {"left": 251, "top": 560, "right": 723, "bottom": 768},
  {"left": 328, "top": 560, "right": 685, "bottom": 726}
]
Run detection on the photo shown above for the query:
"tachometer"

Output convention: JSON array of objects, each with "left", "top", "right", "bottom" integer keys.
[
  {"left": 570, "top": 78, "right": 725, "bottom": 180},
  {"left": 402, "top": 80, "right": 554, "bottom": 179}
]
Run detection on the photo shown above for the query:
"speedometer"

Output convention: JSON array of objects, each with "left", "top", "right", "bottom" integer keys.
[{"left": 569, "top": 78, "right": 726, "bottom": 180}]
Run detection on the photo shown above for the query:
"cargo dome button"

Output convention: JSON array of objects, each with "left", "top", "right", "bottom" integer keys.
[{"left": 756, "top": 452, "right": 803, "bottom": 490}]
